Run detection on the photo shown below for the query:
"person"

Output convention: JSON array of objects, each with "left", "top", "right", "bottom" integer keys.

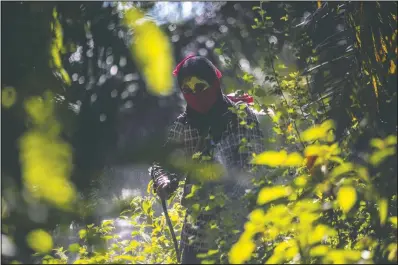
[{"left": 149, "top": 55, "right": 265, "bottom": 264}]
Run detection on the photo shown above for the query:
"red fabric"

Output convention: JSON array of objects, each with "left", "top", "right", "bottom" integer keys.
[
  {"left": 173, "top": 54, "right": 195, "bottom": 77},
  {"left": 226, "top": 93, "right": 254, "bottom": 104},
  {"left": 183, "top": 80, "right": 220, "bottom": 113},
  {"left": 172, "top": 54, "right": 223, "bottom": 79},
  {"left": 173, "top": 55, "right": 224, "bottom": 113}
]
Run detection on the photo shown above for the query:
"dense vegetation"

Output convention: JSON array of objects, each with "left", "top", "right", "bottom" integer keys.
[{"left": 1, "top": 1, "right": 397, "bottom": 264}]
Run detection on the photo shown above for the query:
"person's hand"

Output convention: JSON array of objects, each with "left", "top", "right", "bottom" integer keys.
[
  {"left": 154, "top": 173, "right": 172, "bottom": 200},
  {"left": 150, "top": 164, "right": 179, "bottom": 200}
]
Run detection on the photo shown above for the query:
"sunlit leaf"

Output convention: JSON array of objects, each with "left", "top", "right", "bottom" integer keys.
[
  {"left": 266, "top": 239, "right": 297, "bottom": 264},
  {"left": 309, "top": 225, "right": 337, "bottom": 245},
  {"left": 389, "top": 216, "right": 397, "bottom": 229},
  {"left": 50, "top": 8, "right": 71, "bottom": 86},
  {"left": 389, "top": 60, "right": 396, "bottom": 74},
  {"left": 369, "top": 147, "right": 396, "bottom": 166},
  {"left": 372, "top": 75, "right": 379, "bottom": 99},
  {"left": 284, "top": 152, "right": 304, "bottom": 166},
  {"left": 228, "top": 238, "right": 255, "bottom": 264},
  {"left": 1, "top": 86, "right": 17, "bottom": 109},
  {"left": 249, "top": 209, "right": 265, "bottom": 225},
  {"left": 294, "top": 175, "right": 309, "bottom": 187},
  {"left": 142, "top": 200, "right": 151, "bottom": 215},
  {"left": 379, "top": 198, "right": 388, "bottom": 226},
  {"left": 251, "top": 150, "right": 287, "bottom": 166},
  {"left": 385, "top": 135, "right": 397, "bottom": 146},
  {"left": 387, "top": 243, "right": 397, "bottom": 262},
  {"left": 370, "top": 138, "right": 385, "bottom": 149},
  {"left": 337, "top": 186, "right": 357, "bottom": 213},
  {"left": 310, "top": 245, "right": 330, "bottom": 257},
  {"left": 123, "top": 8, "right": 173, "bottom": 95},
  {"left": 329, "top": 163, "right": 354, "bottom": 179},
  {"left": 68, "top": 243, "right": 80, "bottom": 253},
  {"left": 251, "top": 150, "right": 303, "bottom": 167},
  {"left": 301, "top": 120, "right": 335, "bottom": 142},
  {"left": 20, "top": 92, "right": 76, "bottom": 209},
  {"left": 26, "top": 229, "right": 53, "bottom": 254},
  {"left": 257, "top": 186, "right": 292, "bottom": 205},
  {"left": 78, "top": 229, "right": 87, "bottom": 239}
]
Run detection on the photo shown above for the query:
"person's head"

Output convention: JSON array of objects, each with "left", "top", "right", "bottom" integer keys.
[{"left": 173, "top": 55, "right": 222, "bottom": 113}]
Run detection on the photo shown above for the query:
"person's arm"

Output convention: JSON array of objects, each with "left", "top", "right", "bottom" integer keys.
[{"left": 149, "top": 119, "right": 186, "bottom": 199}]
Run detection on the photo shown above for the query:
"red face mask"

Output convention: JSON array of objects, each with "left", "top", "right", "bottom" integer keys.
[
  {"left": 182, "top": 79, "right": 220, "bottom": 113},
  {"left": 173, "top": 55, "right": 223, "bottom": 113}
]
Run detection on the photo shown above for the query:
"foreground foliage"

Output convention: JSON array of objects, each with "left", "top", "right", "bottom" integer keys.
[{"left": 2, "top": 1, "right": 397, "bottom": 264}]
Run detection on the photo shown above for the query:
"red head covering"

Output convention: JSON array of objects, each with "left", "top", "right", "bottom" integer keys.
[{"left": 173, "top": 55, "right": 252, "bottom": 113}]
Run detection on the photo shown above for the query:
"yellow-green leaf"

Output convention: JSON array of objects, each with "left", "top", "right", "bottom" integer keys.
[
  {"left": 68, "top": 243, "right": 80, "bottom": 253},
  {"left": 257, "top": 186, "right": 292, "bottom": 205},
  {"left": 229, "top": 238, "right": 255, "bottom": 264},
  {"left": 389, "top": 216, "right": 397, "bottom": 229},
  {"left": 370, "top": 147, "right": 396, "bottom": 166},
  {"left": 329, "top": 163, "right": 354, "bottom": 179},
  {"left": 26, "top": 229, "right": 53, "bottom": 254},
  {"left": 301, "top": 120, "right": 335, "bottom": 142},
  {"left": 284, "top": 152, "right": 304, "bottom": 166},
  {"left": 251, "top": 150, "right": 287, "bottom": 166},
  {"left": 1, "top": 86, "right": 17, "bottom": 109},
  {"left": 370, "top": 138, "right": 385, "bottom": 149},
  {"left": 337, "top": 186, "right": 357, "bottom": 213},
  {"left": 78, "top": 229, "right": 87, "bottom": 239},
  {"left": 310, "top": 245, "right": 329, "bottom": 257},
  {"left": 308, "top": 225, "right": 337, "bottom": 245},
  {"left": 389, "top": 60, "right": 396, "bottom": 74},
  {"left": 379, "top": 198, "right": 388, "bottom": 226},
  {"left": 123, "top": 8, "right": 173, "bottom": 96},
  {"left": 385, "top": 135, "right": 397, "bottom": 146},
  {"left": 249, "top": 209, "right": 265, "bottom": 225}
]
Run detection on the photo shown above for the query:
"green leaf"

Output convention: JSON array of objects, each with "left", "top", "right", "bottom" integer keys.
[
  {"left": 68, "top": 243, "right": 80, "bottom": 253},
  {"left": 370, "top": 138, "right": 385, "bottom": 149},
  {"left": 78, "top": 229, "right": 87, "bottom": 239},
  {"left": 257, "top": 186, "right": 292, "bottom": 205},
  {"left": 214, "top": 48, "right": 222, "bottom": 55},
  {"left": 251, "top": 150, "right": 303, "bottom": 167},
  {"left": 389, "top": 216, "right": 397, "bottom": 228},
  {"left": 329, "top": 163, "right": 354, "bottom": 179},
  {"left": 385, "top": 135, "right": 397, "bottom": 146},
  {"left": 369, "top": 147, "right": 395, "bottom": 166},
  {"left": 284, "top": 152, "right": 304, "bottom": 166},
  {"left": 379, "top": 198, "right": 388, "bottom": 226},
  {"left": 301, "top": 120, "right": 335, "bottom": 142},
  {"left": 308, "top": 225, "right": 337, "bottom": 245},
  {"left": 26, "top": 229, "right": 53, "bottom": 254},
  {"left": 207, "top": 249, "right": 219, "bottom": 256},
  {"left": 251, "top": 150, "right": 287, "bottom": 166},
  {"left": 337, "top": 186, "right": 357, "bottom": 213},
  {"left": 142, "top": 200, "right": 151, "bottom": 214},
  {"left": 229, "top": 238, "right": 255, "bottom": 264},
  {"left": 310, "top": 245, "right": 330, "bottom": 257}
]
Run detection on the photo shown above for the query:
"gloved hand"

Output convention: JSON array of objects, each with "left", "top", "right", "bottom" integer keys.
[{"left": 150, "top": 164, "right": 179, "bottom": 200}]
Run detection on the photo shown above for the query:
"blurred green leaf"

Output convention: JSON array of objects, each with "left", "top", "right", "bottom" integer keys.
[
  {"left": 26, "top": 229, "right": 53, "bottom": 254},
  {"left": 257, "top": 186, "right": 292, "bottom": 205},
  {"left": 337, "top": 186, "right": 357, "bottom": 213}
]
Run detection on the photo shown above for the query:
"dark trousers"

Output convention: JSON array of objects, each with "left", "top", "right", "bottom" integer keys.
[{"left": 181, "top": 244, "right": 203, "bottom": 264}]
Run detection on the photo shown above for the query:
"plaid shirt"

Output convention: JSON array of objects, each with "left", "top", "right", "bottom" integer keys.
[{"left": 152, "top": 99, "right": 265, "bottom": 253}]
